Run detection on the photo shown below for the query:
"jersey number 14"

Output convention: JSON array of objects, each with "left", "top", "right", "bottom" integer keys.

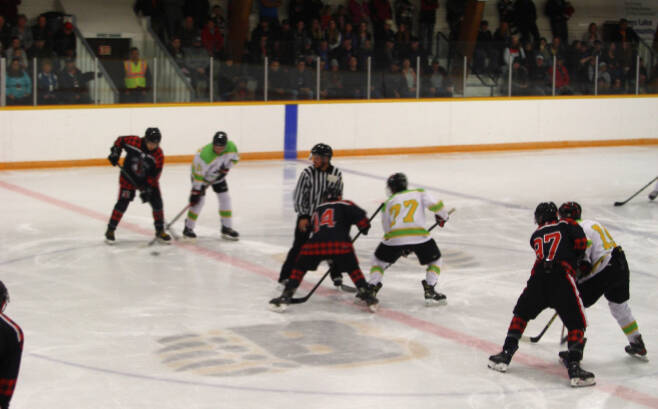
[{"left": 312, "top": 208, "right": 335, "bottom": 233}]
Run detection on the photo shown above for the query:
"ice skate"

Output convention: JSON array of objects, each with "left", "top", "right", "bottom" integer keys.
[
  {"left": 155, "top": 229, "right": 172, "bottom": 244},
  {"left": 269, "top": 288, "right": 294, "bottom": 312},
  {"left": 488, "top": 350, "right": 514, "bottom": 372},
  {"left": 355, "top": 285, "right": 379, "bottom": 312},
  {"left": 221, "top": 225, "right": 239, "bottom": 241},
  {"left": 567, "top": 362, "right": 596, "bottom": 387},
  {"left": 422, "top": 280, "right": 447, "bottom": 306},
  {"left": 625, "top": 335, "right": 648, "bottom": 361},
  {"left": 104, "top": 228, "right": 116, "bottom": 245},
  {"left": 182, "top": 226, "right": 197, "bottom": 240}
]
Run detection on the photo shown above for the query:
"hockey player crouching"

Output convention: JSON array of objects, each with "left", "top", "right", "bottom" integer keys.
[
  {"left": 105, "top": 127, "right": 171, "bottom": 244},
  {"left": 365, "top": 173, "right": 450, "bottom": 305},
  {"left": 269, "top": 187, "right": 378, "bottom": 312},
  {"left": 183, "top": 131, "right": 240, "bottom": 240},
  {"left": 557, "top": 201, "right": 647, "bottom": 361}
]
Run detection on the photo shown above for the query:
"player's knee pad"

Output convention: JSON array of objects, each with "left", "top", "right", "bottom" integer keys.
[
  {"left": 119, "top": 188, "right": 135, "bottom": 203},
  {"left": 212, "top": 180, "right": 228, "bottom": 193}
]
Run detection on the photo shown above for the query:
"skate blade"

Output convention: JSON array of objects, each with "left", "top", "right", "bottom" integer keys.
[
  {"left": 221, "top": 234, "right": 239, "bottom": 241},
  {"left": 368, "top": 303, "right": 379, "bottom": 313},
  {"left": 105, "top": 239, "right": 116, "bottom": 245},
  {"left": 156, "top": 238, "right": 172, "bottom": 245},
  {"left": 268, "top": 302, "right": 288, "bottom": 313},
  {"left": 337, "top": 284, "right": 357, "bottom": 293},
  {"left": 570, "top": 377, "right": 596, "bottom": 387},
  {"left": 627, "top": 352, "right": 649, "bottom": 362},
  {"left": 487, "top": 361, "right": 508, "bottom": 373},
  {"left": 425, "top": 299, "right": 448, "bottom": 307},
  {"left": 181, "top": 236, "right": 197, "bottom": 243}
]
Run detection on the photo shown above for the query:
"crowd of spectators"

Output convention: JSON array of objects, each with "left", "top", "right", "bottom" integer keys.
[{"left": 0, "top": 9, "right": 96, "bottom": 105}]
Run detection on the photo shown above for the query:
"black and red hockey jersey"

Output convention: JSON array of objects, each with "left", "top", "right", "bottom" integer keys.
[
  {"left": 0, "top": 313, "right": 23, "bottom": 409},
  {"left": 530, "top": 219, "right": 587, "bottom": 276},
  {"left": 112, "top": 135, "right": 164, "bottom": 188},
  {"left": 300, "top": 200, "right": 370, "bottom": 256}
]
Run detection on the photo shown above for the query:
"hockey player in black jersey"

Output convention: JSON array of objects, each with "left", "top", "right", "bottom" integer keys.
[
  {"left": 488, "top": 202, "right": 596, "bottom": 387},
  {"left": 270, "top": 187, "right": 379, "bottom": 312},
  {"left": 0, "top": 281, "right": 23, "bottom": 409}
]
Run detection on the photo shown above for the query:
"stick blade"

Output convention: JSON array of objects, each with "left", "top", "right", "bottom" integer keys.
[{"left": 613, "top": 201, "right": 625, "bottom": 207}]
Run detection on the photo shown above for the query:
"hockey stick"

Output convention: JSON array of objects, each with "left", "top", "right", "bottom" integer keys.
[
  {"left": 289, "top": 202, "right": 385, "bottom": 305},
  {"left": 614, "top": 177, "right": 658, "bottom": 206},
  {"left": 524, "top": 311, "right": 559, "bottom": 343},
  {"left": 147, "top": 204, "right": 191, "bottom": 246}
]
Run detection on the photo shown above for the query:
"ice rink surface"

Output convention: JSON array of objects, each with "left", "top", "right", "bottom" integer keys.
[{"left": 0, "top": 146, "right": 657, "bottom": 409}]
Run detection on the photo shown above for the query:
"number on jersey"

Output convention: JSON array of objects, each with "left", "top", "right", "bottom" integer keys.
[
  {"left": 312, "top": 208, "right": 335, "bottom": 233},
  {"left": 533, "top": 231, "right": 562, "bottom": 261},
  {"left": 591, "top": 224, "right": 616, "bottom": 250},
  {"left": 389, "top": 199, "right": 419, "bottom": 227}
]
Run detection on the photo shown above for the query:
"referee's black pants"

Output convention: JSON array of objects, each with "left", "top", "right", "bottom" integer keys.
[{"left": 279, "top": 216, "right": 311, "bottom": 283}]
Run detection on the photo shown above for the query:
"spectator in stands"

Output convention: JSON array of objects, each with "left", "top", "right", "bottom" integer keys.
[
  {"left": 402, "top": 37, "right": 428, "bottom": 72},
  {"left": 357, "top": 38, "right": 374, "bottom": 69},
  {"left": 395, "top": 22, "right": 411, "bottom": 50},
  {"left": 168, "top": 36, "right": 186, "bottom": 72},
  {"left": 419, "top": 0, "right": 439, "bottom": 54},
  {"left": 289, "top": 59, "right": 313, "bottom": 99},
  {"left": 309, "top": 18, "right": 325, "bottom": 46},
  {"left": 316, "top": 39, "right": 330, "bottom": 69},
  {"left": 54, "top": 22, "right": 76, "bottom": 58},
  {"left": 201, "top": 19, "right": 223, "bottom": 58},
  {"left": 320, "top": 58, "right": 344, "bottom": 99},
  {"left": 259, "top": 0, "right": 282, "bottom": 27},
  {"left": 379, "top": 60, "right": 403, "bottom": 98},
  {"left": 399, "top": 57, "right": 417, "bottom": 97},
  {"left": 395, "top": 0, "right": 414, "bottom": 32},
  {"left": 178, "top": 16, "right": 200, "bottom": 48},
  {"left": 528, "top": 54, "right": 549, "bottom": 95},
  {"left": 536, "top": 37, "right": 551, "bottom": 61},
  {"left": 544, "top": 0, "right": 573, "bottom": 43},
  {"left": 375, "top": 37, "right": 398, "bottom": 71},
  {"left": 319, "top": 5, "right": 332, "bottom": 29},
  {"left": 278, "top": 19, "right": 294, "bottom": 65},
  {"left": 522, "top": 40, "right": 535, "bottom": 68},
  {"left": 492, "top": 21, "right": 511, "bottom": 73},
  {"left": 348, "top": 0, "right": 370, "bottom": 27},
  {"left": 602, "top": 42, "right": 621, "bottom": 79},
  {"left": 134, "top": 0, "right": 166, "bottom": 39},
  {"left": 611, "top": 18, "right": 639, "bottom": 47},
  {"left": 288, "top": 0, "right": 307, "bottom": 27},
  {"left": 326, "top": 19, "right": 342, "bottom": 51},
  {"left": 581, "top": 23, "right": 599, "bottom": 48},
  {"left": 596, "top": 61, "right": 612, "bottom": 89},
  {"left": 342, "top": 55, "right": 366, "bottom": 98},
  {"left": 473, "top": 20, "right": 493, "bottom": 75},
  {"left": 548, "top": 56, "right": 572, "bottom": 94},
  {"left": 355, "top": 22, "right": 371, "bottom": 50},
  {"left": 424, "top": 59, "right": 452, "bottom": 97},
  {"left": 184, "top": 0, "right": 209, "bottom": 29},
  {"left": 333, "top": 37, "right": 356, "bottom": 69},
  {"left": 183, "top": 36, "right": 210, "bottom": 99},
  {"left": 510, "top": 57, "right": 530, "bottom": 95},
  {"left": 497, "top": 0, "right": 515, "bottom": 27},
  {"left": 249, "top": 34, "right": 271, "bottom": 64},
  {"left": 549, "top": 36, "right": 566, "bottom": 60},
  {"left": 6, "top": 37, "right": 27, "bottom": 69},
  {"left": 162, "top": 0, "right": 184, "bottom": 38},
  {"left": 11, "top": 14, "right": 32, "bottom": 50},
  {"left": 503, "top": 35, "right": 525, "bottom": 72},
  {"left": 123, "top": 47, "right": 150, "bottom": 103},
  {"left": 370, "top": 0, "right": 393, "bottom": 44},
  {"left": 6, "top": 57, "right": 31, "bottom": 105},
  {"left": 37, "top": 59, "right": 58, "bottom": 105},
  {"left": 514, "top": 0, "right": 540, "bottom": 46},
  {"left": 572, "top": 40, "right": 594, "bottom": 93},
  {"left": 267, "top": 59, "right": 288, "bottom": 100},
  {"left": 209, "top": 4, "right": 226, "bottom": 34},
  {"left": 343, "top": 22, "right": 356, "bottom": 45},
  {"left": 0, "top": 0, "right": 20, "bottom": 24},
  {"left": 27, "top": 37, "right": 56, "bottom": 65},
  {"left": 0, "top": 14, "right": 11, "bottom": 49},
  {"left": 31, "top": 15, "right": 52, "bottom": 49},
  {"left": 446, "top": 0, "right": 465, "bottom": 42},
  {"left": 217, "top": 57, "right": 240, "bottom": 100},
  {"left": 292, "top": 20, "right": 309, "bottom": 58},
  {"left": 251, "top": 20, "right": 271, "bottom": 48}
]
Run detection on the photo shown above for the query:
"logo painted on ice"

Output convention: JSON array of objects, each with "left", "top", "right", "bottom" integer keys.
[{"left": 157, "top": 320, "right": 427, "bottom": 377}]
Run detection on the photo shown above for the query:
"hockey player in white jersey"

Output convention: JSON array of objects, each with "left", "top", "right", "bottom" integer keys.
[
  {"left": 364, "top": 173, "right": 450, "bottom": 305},
  {"left": 558, "top": 202, "right": 647, "bottom": 361},
  {"left": 183, "top": 131, "right": 240, "bottom": 240}
]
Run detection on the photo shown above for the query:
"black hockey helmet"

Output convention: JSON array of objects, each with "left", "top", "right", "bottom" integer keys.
[
  {"left": 310, "top": 143, "right": 333, "bottom": 158},
  {"left": 387, "top": 172, "right": 408, "bottom": 194},
  {"left": 534, "top": 202, "right": 558, "bottom": 225},
  {"left": 144, "top": 127, "right": 161, "bottom": 143},
  {"left": 0, "top": 281, "right": 8, "bottom": 308},
  {"left": 322, "top": 184, "right": 342, "bottom": 202},
  {"left": 558, "top": 201, "right": 582, "bottom": 220},
  {"left": 213, "top": 131, "right": 228, "bottom": 147}
]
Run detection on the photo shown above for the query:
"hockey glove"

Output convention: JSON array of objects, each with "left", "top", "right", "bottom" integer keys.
[
  {"left": 139, "top": 187, "right": 153, "bottom": 203},
  {"left": 108, "top": 147, "right": 121, "bottom": 166},
  {"left": 189, "top": 189, "right": 203, "bottom": 205},
  {"left": 435, "top": 214, "right": 447, "bottom": 227},
  {"left": 357, "top": 218, "right": 371, "bottom": 235}
]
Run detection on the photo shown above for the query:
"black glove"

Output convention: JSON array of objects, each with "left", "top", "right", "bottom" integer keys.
[
  {"left": 189, "top": 188, "right": 203, "bottom": 205},
  {"left": 577, "top": 259, "right": 592, "bottom": 277},
  {"left": 139, "top": 186, "right": 153, "bottom": 203},
  {"left": 357, "top": 218, "right": 370, "bottom": 235},
  {"left": 108, "top": 146, "right": 120, "bottom": 166},
  {"left": 435, "top": 214, "right": 447, "bottom": 227}
]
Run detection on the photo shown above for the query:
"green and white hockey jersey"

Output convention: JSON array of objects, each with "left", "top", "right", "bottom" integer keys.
[
  {"left": 191, "top": 141, "right": 239, "bottom": 189},
  {"left": 381, "top": 188, "right": 448, "bottom": 246}
]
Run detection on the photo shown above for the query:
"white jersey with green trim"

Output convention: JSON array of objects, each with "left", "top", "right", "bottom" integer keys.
[
  {"left": 381, "top": 189, "right": 448, "bottom": 246},
  {"left": 190, "top": 141, "right": 239, "bottom": 189},
  {"left": 578, "top": 218, "right": 618, "bottom": 282}
]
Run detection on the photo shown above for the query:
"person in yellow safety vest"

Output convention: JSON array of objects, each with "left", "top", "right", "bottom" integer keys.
[{"left": 123, "top": 47, "right": 151, "bottom": 103}]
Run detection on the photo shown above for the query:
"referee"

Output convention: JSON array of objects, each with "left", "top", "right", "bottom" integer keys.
[{"left": 278, "top": 143, "right": 344, "bottom": 285}]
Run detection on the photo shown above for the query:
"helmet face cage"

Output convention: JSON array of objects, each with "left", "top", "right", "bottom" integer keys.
[
  {"left": 145, "top": 127, "right": 161, "bottom": 144},
  {"left": 534, "top": 202, "right": 558, "bottom": 225},
  {"left": 213, "top": 131, "right": 228, "bottom": 147},
  {"left": 558, "top": 201, "right": 582, "bottom": 220}
]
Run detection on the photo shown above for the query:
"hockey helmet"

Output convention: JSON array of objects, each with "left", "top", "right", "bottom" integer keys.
[
  {"left": 558, "top": 201, "right": 582, "bottom": 220},
  {"left": 0, "top": 281, "right": 8, "bottom": 310},
  {"left": 144, "top": 127, "right": 162, "bottom": 143},
  {"left": 213, "top": 131, "right": 228, "bottom": 147},
  {"left": 310, "top": 143, "right": 333, "bottom": 158},
  {"left": 534, "top": 202, "right": 558, "bottom": 225},
  {"left": 387, "top": 172, "right": 408, "bottom": 195}
]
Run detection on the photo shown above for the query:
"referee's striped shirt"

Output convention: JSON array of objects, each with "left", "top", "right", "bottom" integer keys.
[{"left": 293, "top": 165, "right": 344, "bottom": 217}]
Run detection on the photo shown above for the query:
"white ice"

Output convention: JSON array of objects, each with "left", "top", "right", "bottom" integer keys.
[{"left": 0, "top": 146, "right": 657, "bottom": 409}]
